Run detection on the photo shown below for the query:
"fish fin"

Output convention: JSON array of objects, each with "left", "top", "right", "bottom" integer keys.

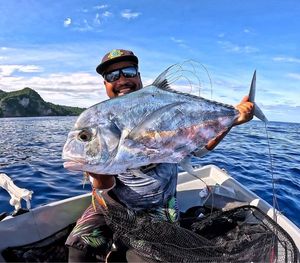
[
  {"left": 151, "top": 62, "right": 235, "bottom": 111},
  {"left": 192, "top": 146, "right": 210, "bottom": 158},
  {"left": 179, "top": 156, "right": 201, "bottom": 176},
  {"left": 248, "top": 71, "right": 268, "bottom": 122},
  {"left": 152, "top": 65, "right": 173, "bottom": 90},
  {"left": 152, "top": 61, "right": 204, "bottom": 91}
]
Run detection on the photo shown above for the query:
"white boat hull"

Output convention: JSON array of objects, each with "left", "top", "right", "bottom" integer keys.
[{"left": 0, "top": 165, "right": 299, "bottom": 261}]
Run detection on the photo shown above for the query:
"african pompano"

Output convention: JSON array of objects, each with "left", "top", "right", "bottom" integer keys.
[{"left": 62, "top": 66, "right": 267, "bottom": 175}]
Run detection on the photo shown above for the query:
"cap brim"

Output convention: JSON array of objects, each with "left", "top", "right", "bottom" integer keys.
[{"left": 96, "top": 55, "right": 138, "bottom": 75}]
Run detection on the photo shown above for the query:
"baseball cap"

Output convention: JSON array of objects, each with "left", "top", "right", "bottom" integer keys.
[{"left": 96, "top": 49, "right": 139, "bottom": 75}]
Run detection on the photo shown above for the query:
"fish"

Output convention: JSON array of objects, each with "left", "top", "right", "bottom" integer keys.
[{"left": 62, "top": 64, "right": 267, "bottom": 175}]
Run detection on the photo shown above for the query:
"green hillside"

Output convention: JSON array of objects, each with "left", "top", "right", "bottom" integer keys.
[{"left": 0, "top": 88, "right": 85, "bottom": 117}]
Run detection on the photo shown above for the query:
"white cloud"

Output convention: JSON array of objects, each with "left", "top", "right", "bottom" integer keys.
[
  {"left": 273, "top": 56, "right": 300, "bottom": 63},
  {"left": 170, "top": 37, "right": 188, "bottom": 49},
  {"left": 218, "top": 41, "right": 259, "bottom": 53},
  {"left": 0, "top": 65, "right": 42, "bottom": 77},
  {"left": 91, "top": 11, "right": 113, "bottom": 29},
  {"left": 243, "top": 46, "right": 258, "bottom": 53},
  {"left": 20, "top": 65, "right": 42, "bottom": 73},
  {"left": 73, "top": 19, "right": 93, "bottom": 32},
  {"left": 0, "top": 72, "right": 107, "bottom": 107},
  {"left": 64, "top": 18, "right": 72, "bottom": 27},
  {"left": 94, "top": 13, "right": 101, "bottom": 25},
  {"left": 171, "top": 37, "right": 184, "bottom": 44},
  {"left": 244, "top": 28, "right": 250, "bottom": 33},
  {"left": 103, "top": 11, "right": 112, "bottom": 17},
  {"left": 287, "top": 73, "right": 300, "bottom": 80},
  {"left": 94, "top": 4, "right": 108, "bottom": 10},
  {"left": 121, "top": 9, "right": 141, "bottom": 19},
  {"left": 64, "top": 5, "right": 113, "bottom": 32},
  {"left": 45, "top": 72, "right": 99, "bottom": 86}
]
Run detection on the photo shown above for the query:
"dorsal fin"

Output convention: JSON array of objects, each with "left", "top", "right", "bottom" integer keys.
[
  {"left": 152, "top": 65, "right": 173, "bottom": 90},
  {"left": 150, "top": 61, "right": 235, "bottom": 111},
  {"left": 151, "top": 61, "right": 212, "bottom": 96}
]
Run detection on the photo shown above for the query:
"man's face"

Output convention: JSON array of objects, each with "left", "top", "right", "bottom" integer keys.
[{"left": 103, "top": 61, "right": 143, "bottom": 98}]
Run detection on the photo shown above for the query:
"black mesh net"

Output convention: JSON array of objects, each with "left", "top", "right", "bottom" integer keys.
[
  {"left": 2, "top": 205, "right": 299, "bottom": 262},
  {"left": 103, "top": 201, "right": 299, "bottom": 263}
]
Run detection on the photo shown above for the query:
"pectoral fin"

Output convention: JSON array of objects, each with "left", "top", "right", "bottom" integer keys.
[
  {"left": 179, "top": 156, "right": 201, "bottom": 176},
  {"left": 192, "top": 146, "right": 210, "bottom": 158}
]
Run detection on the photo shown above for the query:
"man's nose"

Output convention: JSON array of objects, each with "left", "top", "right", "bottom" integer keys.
[{"left": 116, "top": 74, "right": 128, "bottom": 83}]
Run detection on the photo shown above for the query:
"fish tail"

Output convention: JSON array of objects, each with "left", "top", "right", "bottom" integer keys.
[{"left": 248, "top": 70, "right": 268, "bottom": 122}]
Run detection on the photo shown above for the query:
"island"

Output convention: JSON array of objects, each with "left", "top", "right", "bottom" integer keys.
[{"left": 0, "top": 88, "right": 85, "bottom": 117}]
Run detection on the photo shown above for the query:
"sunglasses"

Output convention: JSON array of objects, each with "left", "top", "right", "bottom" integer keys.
[{"left": 104, "top": 66, "right": 138, "bottom": 83}]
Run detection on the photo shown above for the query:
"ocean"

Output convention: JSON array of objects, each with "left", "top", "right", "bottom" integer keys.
[{"left": 0, "top": 116, "right": 299, "bottom": 228}]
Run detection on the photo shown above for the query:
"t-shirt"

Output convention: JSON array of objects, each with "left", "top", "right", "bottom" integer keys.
[{"left": 112, "top": 163, "right": 178, "bottom": 212}]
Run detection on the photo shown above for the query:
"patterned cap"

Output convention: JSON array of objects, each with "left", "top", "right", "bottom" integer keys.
[{"left": 96, "top": 49, "right": 139, "bottom": 75}]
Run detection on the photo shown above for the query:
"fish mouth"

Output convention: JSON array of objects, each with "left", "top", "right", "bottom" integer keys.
[
  {"left": 62, "top": 154, "right": 86, "bottom": 171},
  {"left": 63, "top": 161, "right": 110, "bottom": 175},
  {"left": 63, "top": 161, "right": 85, "bottom": 171}
]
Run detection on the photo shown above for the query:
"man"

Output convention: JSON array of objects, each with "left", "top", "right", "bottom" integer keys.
[{"left": 66, "top": 49, "right": 254, "bottom": 262}]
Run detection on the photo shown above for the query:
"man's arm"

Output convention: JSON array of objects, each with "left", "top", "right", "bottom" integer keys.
[{"left": 206, "top": 95, "right": 254, "bottom": 151}]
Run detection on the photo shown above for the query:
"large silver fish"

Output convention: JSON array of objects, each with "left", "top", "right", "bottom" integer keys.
[{"left": 62, "top": 65, "right": 267, "bottom": 175}]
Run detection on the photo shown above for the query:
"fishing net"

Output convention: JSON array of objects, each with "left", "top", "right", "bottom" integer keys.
[
  {"left": 2, "top": 204, "right": 298, "bottom": 262},
  {"left": 103, "top": 200, "right": 298, "bottom": 263}
]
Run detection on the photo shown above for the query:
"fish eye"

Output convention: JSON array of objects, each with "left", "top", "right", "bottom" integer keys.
[{"left": 78, "top": 129, "right": 93, "bottom": 142}]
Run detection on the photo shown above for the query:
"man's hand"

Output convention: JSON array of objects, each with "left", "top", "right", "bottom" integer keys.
[
  {"left": 233, "top": 95, "right": 254, "bottom": 126},
  {"left": 205, "top": 96, "right": 254, "bottom": 151}
]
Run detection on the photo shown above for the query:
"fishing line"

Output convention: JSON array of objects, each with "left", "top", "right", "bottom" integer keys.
[
  {"left": 263, "top": 122, "right": 280, "bottom": 259},
  {"left": 162, "top": 63, "right": 196, "bottom": 92},
  {"left": 178, "top": 61, "right": 209, "bottom": 97},
  {"left": 159, "top": 60, "right": 213, "bottom": 97},
  {"left": 186, "top": 169, "right": 216, "bottom": 218},
  {"left": 190, "top": 61, "right": 213, "bottom": 99},
  {"left": 264, "top": 122, "right": 279, "bottom": 223},
  {"left": 163, "top": 61, "right": 218, "bottom": 217}
]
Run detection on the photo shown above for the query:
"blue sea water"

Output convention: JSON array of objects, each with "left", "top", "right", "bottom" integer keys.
[{"left": 0, "top": 116, "right": 299, "bottom": 228}]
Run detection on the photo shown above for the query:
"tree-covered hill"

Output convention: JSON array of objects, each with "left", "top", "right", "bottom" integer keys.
[{"left": 0, "top": 88, "right": 85, "bottom": 117}]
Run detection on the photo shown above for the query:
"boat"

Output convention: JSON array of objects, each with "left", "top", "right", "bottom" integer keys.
[{"left": 0, "top": 165, "right": 299, "bottom": 262}]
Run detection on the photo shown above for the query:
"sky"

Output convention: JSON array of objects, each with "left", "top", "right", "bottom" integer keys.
[{"left": 0, "top": 0, "right": 300, "bottom": 123}]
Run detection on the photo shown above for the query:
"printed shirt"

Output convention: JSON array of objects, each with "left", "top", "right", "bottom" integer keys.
[{"left": 111, "top": 163, "right": 179, "bottom": 221}]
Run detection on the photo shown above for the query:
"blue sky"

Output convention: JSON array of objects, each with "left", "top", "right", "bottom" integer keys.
[{"left": 0, "top": 0, "right": 300, "bottom": 123}]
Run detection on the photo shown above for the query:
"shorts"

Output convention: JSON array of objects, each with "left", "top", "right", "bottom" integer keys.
[{"left": 65, "top": 201, "right": 113, "bottom": 261}]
